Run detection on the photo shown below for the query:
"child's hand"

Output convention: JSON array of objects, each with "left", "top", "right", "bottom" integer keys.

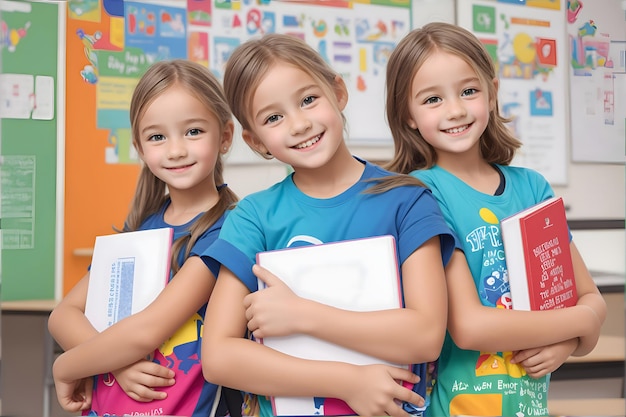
[
  {"left": 345, "top": 364, "right": 424, "bottom": 417},
  {"left": 54, "top": 376, "right": 93, "bottom": 412},
  {"left": 112, "top": 359, "right": 176, "bottom": 402},
  {"left": 244, "top": 264, "right": 305, "bottom": 338},
  {"left": 511, "top": 338, "right": 578, "bottom": 378}
]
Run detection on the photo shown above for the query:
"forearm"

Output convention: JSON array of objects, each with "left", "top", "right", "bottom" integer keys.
[
  {"left": 48, "top": 274, "right": 98, "bottom": 351},
  {"left": 54, "top": 257, "right": 215, "bottom": 381},
  {"left": 450, "top": 304, "right": 599, "bottom": 352},
  {"left": 297, "top": 237, "right": 447, "bottom": 364},
  {"left": 53, "top": 314, "right": 160, "bottom": 382},
  {"left": 204, "top": 335, "right": 356, "bottom": 397},
  {"left": 48, "top": 306, "right": 99, "bottom": 351},
  {"left": 571, "top": 292, "right": 605, "bottom": 356},
  {"left": 301, "top": 301, "right": 443, "bottom": 364}
]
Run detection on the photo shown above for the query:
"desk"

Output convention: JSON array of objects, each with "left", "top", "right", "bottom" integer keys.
[
  {"left": 0, "top": 300, "right": 57, "bottom": 417},
  {"left": 548, "top": 398, "right": 625, "bottom": 416},
  {"left": 553, "top": 335, "right": 625, "bottom": 381}
]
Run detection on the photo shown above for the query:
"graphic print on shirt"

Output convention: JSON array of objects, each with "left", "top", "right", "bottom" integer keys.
[
  {"left": 89, "top": 312, "right": 206, "bottom": 416},
  {"left": 450, "top": 207, "right": 550, "bottom": 417}
]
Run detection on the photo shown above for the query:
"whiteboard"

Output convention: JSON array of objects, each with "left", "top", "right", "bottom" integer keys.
[
  {"left": 567, "top": 0, "right": 626, "bottom": 163},
  {"left": 457, "top": 0, "right": 569, "bottom": 185},
  {"left": 193, "top": 1, "right": 414, "bottom": 163}
]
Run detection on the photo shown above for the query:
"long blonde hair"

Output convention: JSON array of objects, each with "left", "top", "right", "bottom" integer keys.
[
  {"left": 385, "top": 22, "right": 522, "bottom": 175},
  {"left": 124, "top": 59, "right": 238, "bottom": 273}
]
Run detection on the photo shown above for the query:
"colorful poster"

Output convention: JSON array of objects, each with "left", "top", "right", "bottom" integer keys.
[
  {"left": 458, "top": 0, "right": 568, "bottom": 185},
  {"left": 567, "top": 0, "right": 625, "bottom": 163},
  {"left": 188, "top": 0, "right": 211, "bottom": 26},
  {"left": 62, "top": 0, "right": 412, "bottom": 295}
]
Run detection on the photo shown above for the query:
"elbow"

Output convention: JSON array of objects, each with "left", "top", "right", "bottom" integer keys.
[
  {"left": 404, "top": 327, "right": 446, "bottom": 363},
  {"left": 448, "top": 319, "right": 482, "bottom": 351},
  {"left": 47, "top": 308, "right": 63, "bottom": 339},
  {"left": 201, "top": 338, "right": 228, "bottom": 386},
  {"left": 422, "top": 330, "right": 446, "bottom": 363},
  {"left": 202, "top": 360, "right": 225, "bottom": 386}
]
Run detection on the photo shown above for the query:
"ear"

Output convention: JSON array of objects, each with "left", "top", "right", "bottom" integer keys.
[
  {"left": 406, "top": 117, "right": 418, "bottom": 130},
  {"left": 220, "top": 120, "right": 235, "bottom": 154},
  {"left": 242, "top": 129, "right": 269, "bottom": 155},
  {"left": 489, "top": 78, "right": 499, "bottom": 112},
  {"left": 333, "top": 75, "right": 349, "bottom": 111}
]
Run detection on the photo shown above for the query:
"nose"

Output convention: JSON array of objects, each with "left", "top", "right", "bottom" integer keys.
[
  {"left": 289, "top": 112, "right": 312, "bottom": 136},
  {"left": 167, "top": 137, "right": 188, "bottom": 159},
  {"left": 447, "top": 97, "right": 467, "bottom": 119}
]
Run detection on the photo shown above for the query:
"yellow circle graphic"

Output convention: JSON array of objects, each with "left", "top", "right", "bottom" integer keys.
[
  {"left": 512, "top": 32, "right": 535, "bottom": 64},
  {"left": 479, "top": 208, "right": 500, "bottom": 225}
]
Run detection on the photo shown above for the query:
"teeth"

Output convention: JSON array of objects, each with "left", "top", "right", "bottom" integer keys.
[
  {"left": 445, "top": 125, "right": 469, "bottom": 134},
  {"left": 295, "top": 135, "right": 321, "bottom": 149}
]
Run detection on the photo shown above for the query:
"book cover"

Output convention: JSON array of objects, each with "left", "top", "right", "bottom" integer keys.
[
  {"left": 501, "top": 197, "right": 578, "bottom": 311},
  {"left": 85, "top": 227, "right": 174, "bottom": 332},
  {"left": 256, "top": 235, "right": 406, "bottom": 416}
]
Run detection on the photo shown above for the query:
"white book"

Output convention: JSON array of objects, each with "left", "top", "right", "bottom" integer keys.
[
  {"left": 256, "top": 235, "right": 405, "bottom": 416},
  {"left": 85, "top": 227, "right": 174, "bottom": 332}
]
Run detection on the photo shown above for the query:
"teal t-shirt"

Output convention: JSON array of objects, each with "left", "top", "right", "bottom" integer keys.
[
  {"left": 206, "top": 158, "right": 458, "bottom": 417},
  {"left": 413, "top": 165, "right": 555, "bottom": 417}
]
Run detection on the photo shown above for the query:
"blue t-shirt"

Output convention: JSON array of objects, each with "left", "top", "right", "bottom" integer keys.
[
  {"left": 204, "top": 157, "right": 458, "bottom": 417},
  {"left": 87, "top": 199, "right": 228, "bottom": 417},
  {"left": 413, "top": 165, "right": 555, "bottom": 417}
]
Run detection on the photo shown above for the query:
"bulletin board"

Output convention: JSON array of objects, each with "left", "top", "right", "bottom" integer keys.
[
  {"left": 62, "top": 0, "right": 416, "bottom": 293},
  {"left": 456, "top": 0, "right": 569, "bottom": 185},
  {"left": 567, "top": 0, "right": 626, "bottom": 164},
  {"left": 0, "top": 0, "right": 60, "bottom": 301}
]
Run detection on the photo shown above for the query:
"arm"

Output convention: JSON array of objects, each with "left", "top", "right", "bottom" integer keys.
[
  {"left": 202, "top": 267, "right": 425, "bottom": 417},
  {"left": 48, "top": 271, "right": 99, "bottom": 350},
  {"left": 53, "top": 256, "right": 215, "bottom": 382},
  {"left": 244, "top": 236, "right": 447, "bottom": 364},
  {"left": 445, "top": 250, "right": 603, "bottom": 352},
  {"left": 568, "top": 242, "right": 606, "bottom": 356},
  {"left": 507, "top": 242, "right": 606, "bottom": 368}
]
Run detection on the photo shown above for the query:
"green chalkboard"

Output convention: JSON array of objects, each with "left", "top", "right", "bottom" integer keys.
[{"left": 1, "top": 1, "right": 60, "bottom": 301}]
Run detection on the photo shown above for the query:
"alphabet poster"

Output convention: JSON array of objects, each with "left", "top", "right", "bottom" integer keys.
[{"left": 457, "top": 0, "right": 569, "bottom": 185}]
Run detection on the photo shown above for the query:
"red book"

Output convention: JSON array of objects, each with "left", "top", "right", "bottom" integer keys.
[{"left": 501, "top": 197, "right": 578, "bottom": 311}]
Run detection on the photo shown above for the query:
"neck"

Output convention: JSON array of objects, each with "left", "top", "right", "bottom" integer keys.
[
  {"left": 165, "top": 182, "right": 220, "bottom": 225},
  {"left": 437, "top": 155, "right": 500, "bottom": 195},
  {"left": 292, "top": 145, "right": 364, "bottom": 199}
]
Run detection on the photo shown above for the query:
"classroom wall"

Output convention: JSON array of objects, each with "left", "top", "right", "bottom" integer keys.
[{"left": 0, "top": 0, "right": 623, "bottom": 302}]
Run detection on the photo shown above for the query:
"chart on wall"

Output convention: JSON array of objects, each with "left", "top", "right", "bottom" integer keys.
[
  {"left": 0, "top": 0, "right": 60, "bottom": 300},
  {"left": 457, "top": 0, "right": 568, "bottom": 185},
  {"left": 62, "top": 0, "right": 412, "bottom": 295},
  {"left": 205, "top": 0, "right": 411, "bottom": 150},
  {"left": 69, "top": 0, "right": 411, "bottom": 166},
  {"left": 567, "top": 0, "right": 625, "bottom": 163}
]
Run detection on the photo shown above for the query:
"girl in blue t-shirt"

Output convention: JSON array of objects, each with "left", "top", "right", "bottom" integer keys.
[
  {"left": 48, "top": 60, "right": 240, "bottom": 417},
  {"left": 201, "top": 33, "right": 457, "bottom": 417},
  {"left": 384, "top": 22, "right": 606, "bottom": 417}
]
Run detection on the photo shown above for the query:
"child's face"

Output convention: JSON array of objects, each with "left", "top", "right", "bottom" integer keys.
[
  {"left": 243, "top": 63, "right": 346, "bottom": 170},
  {"left": 137, "top": 84, "right": 231, "bottom": 194},
  {"left": 406, "top": 51, "right": 495, "bottom": 163}
]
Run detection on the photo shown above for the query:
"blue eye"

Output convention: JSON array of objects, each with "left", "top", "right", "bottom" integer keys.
[
  {"left": 302, "top": 95, "right": 316, "bottom": 106},
  {"left": 424, "top": 96, "right": 441, "bottom": 105},
  {"left": 265, "top": 114, "right": 282, "bottom": 124},
  {"left": 461, "top": 88, "right": 478, "bottom": 97},
  {"left": 187, "top": 128, "right": 202, "bottom": 136},
  {"left": 148, "top": 134, "right": 166, "bottom": 142}
]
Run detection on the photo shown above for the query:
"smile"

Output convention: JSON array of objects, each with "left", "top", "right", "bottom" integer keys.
[
  {"left": 444, "top": 124, "right": 470, "bottom": 134},
  {"left": 294, "top": 135, "right": 321, "bottom": 149},
  {"left": 167, "top": 163, "right": 194, "bottom": 171}
]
